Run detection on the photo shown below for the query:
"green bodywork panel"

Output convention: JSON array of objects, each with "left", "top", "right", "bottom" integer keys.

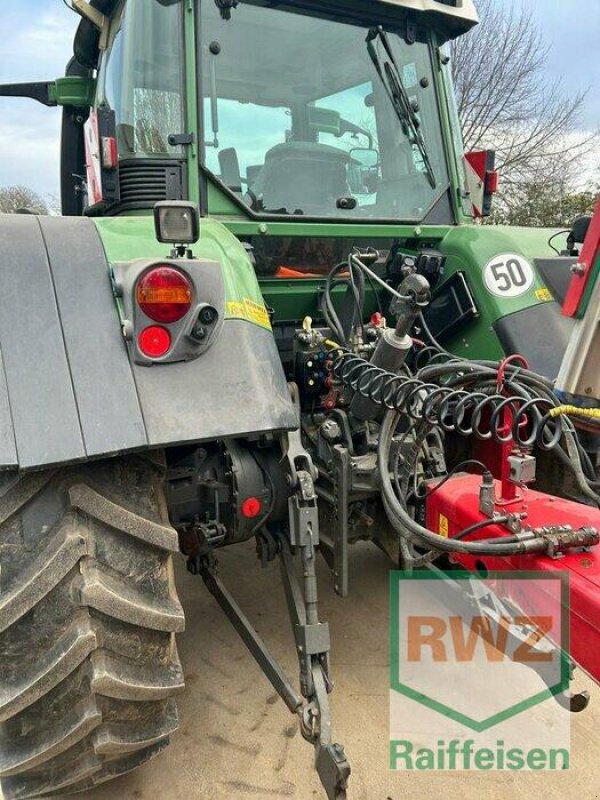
[
  {"left": 220, "top": 219, "right": 558, "bottom": 360},
  {"left": 437, "top": 224, "right": 559, "bottom": 358},
  {"left": 93, "top": 216, "right": 272, "bottom": 330},
  {"left": 93, "top": 214, "right": 560, "bottom": 360},
  {"left": 52, "top": 76, "right": 97, "bottom": 108}
]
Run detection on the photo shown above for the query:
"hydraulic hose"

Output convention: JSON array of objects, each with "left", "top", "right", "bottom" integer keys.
[
  {"left": 334, "top": 346, "right": 600, "bottom": 504},
  {"left": 377, "top": 408, "right": 549, "bottom": 557},
  {"left": 334, "top": 354, "right": 564, "bottom": 451}
]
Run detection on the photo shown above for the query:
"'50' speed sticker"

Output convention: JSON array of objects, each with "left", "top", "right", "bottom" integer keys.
[{"left": 482, "top": 253, "right": 534, "bottom": 298}]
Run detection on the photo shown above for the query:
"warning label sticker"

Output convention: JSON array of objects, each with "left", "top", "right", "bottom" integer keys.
[
  {"left": 438, "top": 514, "right": 449, "bottom": 538},
  {"left": 226, "top": 299, "right": 271, "bottom": 329},
  {"left": 535, "top": 287, "right": 553, "bottom": 302}
]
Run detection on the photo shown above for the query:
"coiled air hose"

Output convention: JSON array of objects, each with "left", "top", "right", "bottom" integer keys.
[
  {"left": 333, "top": 352, "right": 564, "bottom": 451},
  {"left": 329, "top": 347, "right": 600, "bottom": 553}
]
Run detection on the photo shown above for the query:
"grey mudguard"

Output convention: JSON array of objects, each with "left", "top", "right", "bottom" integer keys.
[{"left": 0, "top": 214, "right": 297, "bottom": 470}]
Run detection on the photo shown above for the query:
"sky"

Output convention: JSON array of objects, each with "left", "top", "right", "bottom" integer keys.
[{"left": 0, "top": 0, "right": 598, "bottom": 203}]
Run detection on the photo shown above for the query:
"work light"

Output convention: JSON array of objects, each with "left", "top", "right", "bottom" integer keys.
[{"left": 154, "top": 201, "right": 200, "bottom": 245}]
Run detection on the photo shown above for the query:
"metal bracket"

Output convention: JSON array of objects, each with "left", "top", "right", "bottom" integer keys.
[
  {"left": 317, "top": 742, "right": 352, "bottom": 800},
  {"left": 428, "top": 565, "right": 590, "bottom": 713},
  {"left": 281, "top": 383, "right": 319, "bottom": 487},
  {"left": 168, "top": 133, "right": 195, "bottom": 147},
  {"left": 215, "top": 0, "right": 239, "bottom": 20},
  {"left": 405, "top": 13, "right": 418, "bottom": 45},
  {"left": 331, "top": 445, "right": 351, "bottom": 597},
  {"left": 289, "top": 474, "right": 320, "bottom": 548},
  {"left": 70, "top": 0, "right": 109, "bottom": 48}
]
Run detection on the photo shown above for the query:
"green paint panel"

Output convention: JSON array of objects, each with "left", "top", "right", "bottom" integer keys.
[
  {"left": 438, "top": 224, "right": 561, "bottom": 359},
  {"left": 219, "top": 218, "right": 451, "bottom": 239},
  {"left": 184, "top": 0, "right": 200, "bottom": 205},
  {"left": 51, "top": 76, "right": 96, "bottom": 108},
  {"left": 93, "top": 216, "right": 271, "bottom": 330},
  {"left": 252, "top": 222, "right": 561, "bottom": 360}
]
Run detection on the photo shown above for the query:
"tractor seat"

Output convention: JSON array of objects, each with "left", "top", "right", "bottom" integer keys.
[
  {"left": 218, "top": 148, "right": 243, "bottom": 195},
  {"left": 255, "top": 142, "right": 351, "bottom": 214}
]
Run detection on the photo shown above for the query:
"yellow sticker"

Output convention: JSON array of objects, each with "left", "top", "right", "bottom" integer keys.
[
  {"left": 438, "top": 514, "right": 449, "bottom": 538},
  {"left": 227, "top": 301, "right": 245, "bottom": 318},
  {"left": 535, "top": 287, "right": 553, "bottom": 302},
  {"left": 244, "top": 298, "right": 271, "bottom": 328},
  {"left": 226, "top": 299, "right": 271, "bottom": 329}
]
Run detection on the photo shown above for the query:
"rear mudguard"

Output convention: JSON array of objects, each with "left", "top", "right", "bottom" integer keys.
[{"left": 0, "top": 214, "right": 297, "bottom": 471}]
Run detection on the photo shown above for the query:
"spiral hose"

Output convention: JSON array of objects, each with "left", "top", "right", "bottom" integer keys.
[{"left": 333, "top": 351, "right": 563, "bottom": 452}]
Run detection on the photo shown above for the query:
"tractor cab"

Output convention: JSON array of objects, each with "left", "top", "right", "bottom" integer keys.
[
  {"left": 3, "top": 6, "right": 600, "bottom": 800},
  {"left": 0, "top": 0, "right": 573, "bottom": 372},
  {"left": 50, "top": 0, "right": 570, "bottom": 378},
  {"left": 197, "top": 1, "right": 451, "bottom": 223},
  {"left": 72, "top": 0, "right": 477, "bottom": 230}
]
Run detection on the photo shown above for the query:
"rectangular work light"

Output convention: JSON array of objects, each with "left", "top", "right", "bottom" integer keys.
[{"left": 154, "top": 201, "right": 200, "bottom": 245}]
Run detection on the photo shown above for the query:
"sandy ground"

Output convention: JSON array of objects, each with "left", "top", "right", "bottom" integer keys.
[{"left": 44, "top": 541, "right": 600, "bottom": 800}]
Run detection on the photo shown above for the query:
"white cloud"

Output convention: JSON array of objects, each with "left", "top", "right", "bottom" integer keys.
[
  {"left": 0, "top": 104, "right": 63, "bottom": 198},
  {"left": 0, "top": 3, "right": 79, "bottom": 199},
  {"left": 1, "top": 6, "right": 77, "bottom": 80}
]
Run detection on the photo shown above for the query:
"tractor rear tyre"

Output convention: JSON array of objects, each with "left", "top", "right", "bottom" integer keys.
[{"left": 0, "top": 454, "right": 185, "bottom": 799}]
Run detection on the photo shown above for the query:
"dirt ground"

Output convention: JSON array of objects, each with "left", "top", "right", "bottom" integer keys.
[{"left": 47, "top": 542, "right": 600, "bottom": 800}]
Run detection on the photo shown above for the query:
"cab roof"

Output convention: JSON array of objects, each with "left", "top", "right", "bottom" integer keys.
[
  {"left": 75, "top": 0, "right": 478, "bottom": 69},
  {"left": 376, "top": 0, "right": 478, "bottom": 36},
  {"left": 245, "top": 1, "right": 479, "bottom": 42}
]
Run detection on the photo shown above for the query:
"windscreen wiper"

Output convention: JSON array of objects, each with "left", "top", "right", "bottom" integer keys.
[{"left": 366, "top": 26, "right": 437, "bottom": 189}]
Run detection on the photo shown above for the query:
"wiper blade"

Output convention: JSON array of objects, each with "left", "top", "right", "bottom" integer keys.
[{"left": 366, "top": 26, "right": 437, "bottom": 189}]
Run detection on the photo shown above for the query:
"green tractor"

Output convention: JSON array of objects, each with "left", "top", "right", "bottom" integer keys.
[{"left": 1, "top": 1, "right": 599, "bottom": 798}]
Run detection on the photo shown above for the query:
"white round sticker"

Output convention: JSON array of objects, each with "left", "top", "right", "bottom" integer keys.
[{"left": 482, "top": 253, "right": 534, "bottom": 298}]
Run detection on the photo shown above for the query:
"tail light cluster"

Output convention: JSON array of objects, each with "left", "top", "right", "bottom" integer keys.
[
  {"left": 136, "top": 266, "right": 193, "bottom": 358},
  {"left": 136, "top": 267, "right": 193, "bottom": 323},
  {"left": 112, "top": 258, "right": 225, "bottom": 366}
]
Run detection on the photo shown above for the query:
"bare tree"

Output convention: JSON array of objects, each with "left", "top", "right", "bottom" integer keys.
[
  {"left": 451, "top": 0, "right": 596, "bottom": 213},
  {"left": 0, "top": 185, "right": 49, "bottom": 215}
]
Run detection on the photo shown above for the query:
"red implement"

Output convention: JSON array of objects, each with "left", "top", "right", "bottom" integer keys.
[{"left": 426, "top": 473, "right": 600, "bottom": 682}]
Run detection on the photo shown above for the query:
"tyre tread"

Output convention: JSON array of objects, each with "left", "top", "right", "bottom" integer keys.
[{"left": 0, "top": 458, "right": 183, "bottom": 800}]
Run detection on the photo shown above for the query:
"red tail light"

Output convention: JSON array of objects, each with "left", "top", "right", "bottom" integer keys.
[
  {"left": 241, "top": 497, "right": 262, "bottom": 519},
  {"left": 138, "top": 325, "right": 172, "bottom": 358},
  {"left": 136, "top": 266, "right": 192, "bottom": 323}
]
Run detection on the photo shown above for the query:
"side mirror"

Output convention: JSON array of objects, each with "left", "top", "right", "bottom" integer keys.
[
  {"left": 350, "top": 147, "right": 378, "bottom": 169},
  {"left": 465, "top": 150, "right": 499, "bottom": 217},
  {"left": 0, "top": 76, "right": 95, "bottom": 108}
]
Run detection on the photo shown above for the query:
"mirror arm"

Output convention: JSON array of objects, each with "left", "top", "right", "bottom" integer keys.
[
  {"left": 339, "top": 119, "right": 373, "bottom": 150},
  {"left": 0, "top": 82, "right": 57, "bottom": 107}
]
